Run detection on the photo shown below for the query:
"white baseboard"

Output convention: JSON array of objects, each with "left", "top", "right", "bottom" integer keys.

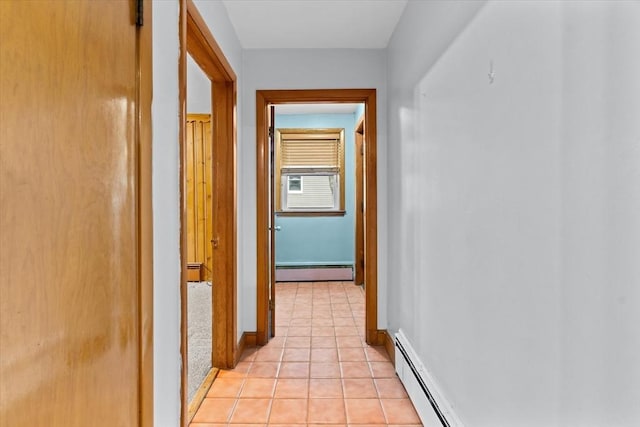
[{"left": 395, "top": 329, "right": 464, "bottom": 427}]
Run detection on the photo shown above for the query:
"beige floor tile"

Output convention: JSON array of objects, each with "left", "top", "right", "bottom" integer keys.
[
  {"left": 191, "top": 398, "right": 236, "bottom": 423},
  {"left": 229, "top": 398, "right": 272, "bottom": 424},
  {"left": 248, "top": 362, "right": 279, "bottom": 378},
  {"left": 254, "top": 347, "right": 284, "bottom": 362},
  {"left": 274, "top": 378, "right": 309, "bottom": 398},
  {"left": 309, "top": 378, "right": 343, "bottom": 398},
  {"left": 312, "top": 326, "right": 336, "bottom": 336},
  {"left": 365, "top": 346, "right": 390, "bottom": 362},
  {"left": 269, "top": 399, "right": 308, "bottom": 424},
  {"left": 342, "top": 378, "right": 378, "bottom": 398},
  {"left": 380, "top": 399, "right": 422, "bottom": 424},
  {"left": 206, "top": 378, "right": 244, "bottom": 398},
  {"left": 341, "top": 362, "right": 372, "bottom": 378},
  {"left": 311, "top": 336, "right": 337, "bottom": 348},
  {"left": 279, "top": 362, "right": 310, "bottom": 378},
  {"left": 311, "top": 348, "right": 339, "bottom": 362},
  {"left": 374, "top": 378, "right": 408, "bottom": 398},
  {"left": 285, "top": 336, "right": 311, "bottom": 348},
  {"left": 310, "top": 362, "right": 341, "bottom": 378},
  {"left": 239, "top": 378, "right": 276, "bottom": 398},
  {"left": 336, "top": 336, "right": 363, "bottom": 348},
  {"left": 283, "top": 347, "right": 311, "bottom": 362},
  {"left": 307, "top": 398, "right": 346, "bottom": 424},
  {"left": 344, "top": 398, "right": 386, "bottom": 424},
  {"left": 338, "top": 347, "right": 366, "bottom": 362},
  {"left": 334, "top": 326, "right": 359, "bottom": 336},
  {"left": 288, "top": 326, "right": 312, "bottom": 336},
  {"left": 369, "top": 362, "right": 397, "bottom": 378},
  {"left": 191, "top": 281, "right": 421, "bottom": 427}
]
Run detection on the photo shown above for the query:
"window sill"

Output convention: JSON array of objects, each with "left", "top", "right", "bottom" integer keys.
[{"left": 276, "top": 210, "right": 346, "bottom": 217}]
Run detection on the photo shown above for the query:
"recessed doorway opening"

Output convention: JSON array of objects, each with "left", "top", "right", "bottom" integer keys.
[
  {"left": 180, "top": 1, "right": 238, "bottom": 425},
  {"left": 256, "top": 89, "right": 382, "bottom": 348}
]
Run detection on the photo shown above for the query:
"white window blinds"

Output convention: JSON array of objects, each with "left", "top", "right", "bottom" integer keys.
[
  {"left": 275, "top": 128, "right": 346, "bottom": 212},
  {"left": 280, "top": 132, "right": 342, "bottom": 173}
]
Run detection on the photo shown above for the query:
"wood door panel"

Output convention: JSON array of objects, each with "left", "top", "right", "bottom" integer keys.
[
  {"left": 0, "top": 1, "right": 140, "bottom": 425},
  {"left": 186, "top": 114, "right": 213, "bottom": 280}
]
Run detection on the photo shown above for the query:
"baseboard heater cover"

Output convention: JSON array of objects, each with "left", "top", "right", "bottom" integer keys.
[
  {"left": 275, "top": 265, "right": 353, "bottom": 282},
  {"left": 395, "top": 329, "right": 464, "bottom": 427}
]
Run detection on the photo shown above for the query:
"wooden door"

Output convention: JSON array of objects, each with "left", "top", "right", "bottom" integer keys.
[
  {"left": 186, "top": 114, "right": 214, "bottom": 281},
  {"left": 269, "top": 105, "right": 277, "bottom": 337},
  {"left": 0, "top": 1, "right": 150, "bottom": 425}
]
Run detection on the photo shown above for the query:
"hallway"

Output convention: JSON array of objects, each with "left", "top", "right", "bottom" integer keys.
[{"left": 190, "top": 281, "right": 421, "bottom": 426}]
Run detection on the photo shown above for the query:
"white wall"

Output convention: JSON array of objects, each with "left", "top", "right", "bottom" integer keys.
[
  {"left": 152, "top": 3, "right": 181, "bottom": 425},
  {"left": 187, "top": 55, "right": 211, "bottom": 114},
  {"left": 152, "top": 1, "right": 242, "bottom": 425},
  {"left": 240, "top": 49, "right": 388, "bottom": 332},
  {"left": 387, "top": 1, "right": 640, "bottom": 426}
]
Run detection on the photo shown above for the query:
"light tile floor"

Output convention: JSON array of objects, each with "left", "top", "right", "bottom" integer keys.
[{"left": 190, "top": 281, "right": 422, "bottom": 426}]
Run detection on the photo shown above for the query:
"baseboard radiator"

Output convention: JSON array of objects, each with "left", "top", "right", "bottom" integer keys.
[
  {"left": 395, "top": 329, "right": 463, "bottom": 427},
  {"left": 275, "top": 265, "right": 353, "bottom": 282}
]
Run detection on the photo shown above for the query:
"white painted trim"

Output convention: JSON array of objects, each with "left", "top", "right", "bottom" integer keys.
[{"left": 395, "top": 329, "right": 465, "bottom": 427}]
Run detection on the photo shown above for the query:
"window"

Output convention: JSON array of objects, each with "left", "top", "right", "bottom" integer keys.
[
  {"left": 276, "top": 128, "right": 345, "bottom": 214},
  {"left": 287, "top": 175, "right": 302, "bottom": 193}
]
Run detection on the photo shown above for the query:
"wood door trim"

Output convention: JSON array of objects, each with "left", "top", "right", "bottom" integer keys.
[
  {"left": 138, "top": 1, "right": 154, "bottom": 425},
  {"left": 210, "top": 79, "right": 237, "bottom": 368},
  {"left": 354, "top": 115, "right": 365, "bottom": 289},
  {"left": 185, "top": 0, "right": 236, "bottom": 82},
  {"left": 256, "top": 91, "right": 270, "bottom": 344},
  {"left": 178, "top": 1, "right": 188, "bottom": 423},
  {"left": 180, "top": 1, "right": 238, "bottom": 425},
  {"left": 256, "top": 89, "right": 378, "bottom": 346}
]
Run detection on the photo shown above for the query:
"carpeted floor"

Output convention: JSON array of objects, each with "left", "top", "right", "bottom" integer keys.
[{"left": 187, "top": 281, "right": 212, "bottom": 403}]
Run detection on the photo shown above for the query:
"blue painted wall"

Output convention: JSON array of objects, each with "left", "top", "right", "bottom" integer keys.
[{"left": 275, "top": 113, "right": 358, "bottom": 267}]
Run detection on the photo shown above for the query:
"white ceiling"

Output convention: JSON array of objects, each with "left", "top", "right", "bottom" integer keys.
[
  {"left": 221, "top": 0, "right": 408, "bottom": 49},
  {"left": 276, "top": 103, "right": 362, "bottom": 115}
]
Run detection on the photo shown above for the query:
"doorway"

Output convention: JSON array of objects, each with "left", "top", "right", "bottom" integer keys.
[
  {"left": 256, "top": 89, "right": 380, "bottom": 347},
  {"left": 181, "top": 1, "right": 238, "bottom": 425},
  {"left": 272, "top": 104, "right": 362, "bottom": 284},
  {"left": 185, "top": 56, "right": 214, "bottom": 407}
]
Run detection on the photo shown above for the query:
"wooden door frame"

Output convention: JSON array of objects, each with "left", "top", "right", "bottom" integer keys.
[
  {"left": 180, "top": 0, "right": 238, "bottom": 424},
  {"left": 354, "top": 115, "right": 365, "bottom": 288},
  {"left": 256, "top": 89, "right": 379, "bottom": 346},
  {"left": 139, "top": 1, "right": 153, "bottom": 425}
]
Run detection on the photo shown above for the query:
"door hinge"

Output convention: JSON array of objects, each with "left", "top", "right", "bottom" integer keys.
[
  {"left": 269, "top": 127, "right": 274, "bottom": 140},
  {"left": 136, "top": 0, "right": 144, "bottom": 27},
  {"left": 269, "top": 299, "right": 275, "bottom": 311}
]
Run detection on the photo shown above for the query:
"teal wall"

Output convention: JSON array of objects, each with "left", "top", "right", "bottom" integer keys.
[{"left": 275, "top": 113, "right": 358, "bottom": 267}]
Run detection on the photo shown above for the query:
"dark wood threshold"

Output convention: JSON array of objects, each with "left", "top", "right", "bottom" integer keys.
[{"left": 276, "top": 210, "right": 346, "bottom": 217}]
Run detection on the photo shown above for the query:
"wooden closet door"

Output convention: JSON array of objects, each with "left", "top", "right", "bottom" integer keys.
[
  {"left": 186, "top": 114, "right": 214, "bottom": 281},
  {"left": 0, "top": 1, "right": 146, "bottom": 425}
]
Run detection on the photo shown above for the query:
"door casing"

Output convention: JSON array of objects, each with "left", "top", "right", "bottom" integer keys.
[
  {"left": 256, "top": 89, "right": 379, "bottom": 346},
  {"left": 180, "top": 0, "right": 238, "bottom": 424},
  {"left": 354, "top": 115, "right": 366, "bottom": 288}
]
